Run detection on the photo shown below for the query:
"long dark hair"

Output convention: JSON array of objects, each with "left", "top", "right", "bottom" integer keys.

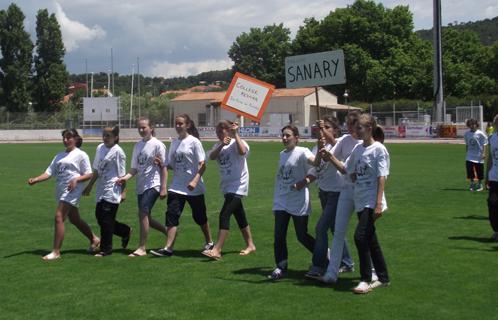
[
  {"left": 62, "top": 128, "right": 83, "bottom": 148},
  {"left": 177, "top": 113, "right": 200, "bottom": 139}
]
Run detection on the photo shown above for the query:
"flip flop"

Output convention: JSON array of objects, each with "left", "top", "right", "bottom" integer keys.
[
  {"left": 239, "top": 248, "right": 256, "bottom": 256},
  {"left": 128, "top": 252, "right": 146, "bottom": 257},
  {"left": 42, "top": 252, "right": 61, "bottom": 261},
  {"left": 87, "top": 240, "right": 101, "bottom": 254},
  {"left": 201, "top": 250, "right": 221, "bottom": 261}
]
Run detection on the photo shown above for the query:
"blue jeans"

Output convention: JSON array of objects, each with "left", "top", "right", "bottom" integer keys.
[
  {"left": 311, "top": 189, "right": 354, "bottom": 273},
  {"left": 325, "top": 186, "right": 355, "bottom": 280}
]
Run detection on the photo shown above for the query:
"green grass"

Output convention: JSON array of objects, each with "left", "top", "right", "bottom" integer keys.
[{"left": 1, "top": 141, "right": 497, "bottom": 319}]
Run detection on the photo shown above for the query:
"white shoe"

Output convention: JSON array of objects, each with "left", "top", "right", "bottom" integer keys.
[
  {"left": 371, "top": 271, "right": 379, "bottom": 282},
  {"left": 369, "top": 280, "right": 390, "bottom": 290},
  {"left": 353, "top": 281, "right": 371, "bottom": 294},
  {"left": 339, "top": 265, "right": 354, "bottom": 273}
]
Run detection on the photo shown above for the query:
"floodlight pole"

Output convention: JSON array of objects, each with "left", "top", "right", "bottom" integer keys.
[
  {"left": 129, "top": 65, "right": 135, "bottom": 128},
  {"left": 433, "top": 0, "right": 444, "bottom": 123}
]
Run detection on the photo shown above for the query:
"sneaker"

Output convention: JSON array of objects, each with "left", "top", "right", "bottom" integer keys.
[
  {"left": 475, "top": 183, "right": 484, "bottom": 192},
  {"left": 353, "top": 281, "right": 372, "bottom": 294},
  {"left": 369, "top": 280, "right": 390, "bottom": 290},
  {"left": 352, "top": 281, "right": 371, "bottom": 294},
  {"left": 267, "top": 268, "right": 285, "bottom": 280},
  {"left": 305, "top": 269, "right": 323, "bottom": 279},
  {"left": 121, "top": 228, "right": 132, "bottom": 249},
  {"left": 318, "top": 273, "right": 337, "bottom": 284},
  {"left": 469, "top": 182, "right": 475, "bottom": 191},
  {"left": 371, "top": 271, "right": 379, "bottom": 282},
  {"left": 150, "top": 248, "right": 173, "bottom": 257},
  {"left": 339, "top": 265, "right": 355, "bottom": 273},
  {"left": 204, "top": 242, "right": 214, "bottom": 251}
]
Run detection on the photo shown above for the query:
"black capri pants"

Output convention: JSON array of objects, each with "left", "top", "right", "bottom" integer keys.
[
  {"left": 466, "top": 160, "right": 484, "bottom": 180},
  {"left": 219, "top": 193, "right": 249, "bottom": 230},
  {"left": 166, "top": 191, "right": 208, "bottom": 227}
]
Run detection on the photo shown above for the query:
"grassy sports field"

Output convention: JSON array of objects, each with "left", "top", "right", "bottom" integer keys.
[{"left": 0, "top": 141, "right": 496, "bottom": 319}]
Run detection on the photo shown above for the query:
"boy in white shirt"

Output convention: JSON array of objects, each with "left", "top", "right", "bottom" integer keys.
[{"left": 464, "top": 118, "right": 488, "bottom": 191}]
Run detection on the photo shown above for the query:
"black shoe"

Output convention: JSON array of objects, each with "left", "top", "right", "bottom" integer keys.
[
  {"left": 150, "top": 248, "right": 173, "bottom": 257},
  {"left": 122, "top": 228, "right": 132, "bottom": 249}
]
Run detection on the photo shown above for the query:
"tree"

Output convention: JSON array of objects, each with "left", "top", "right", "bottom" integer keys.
[
  {"left": 291, "top": 0, "right": 431, "bottom": 101},
  {"left": 442, "top": 28, "right": 495, "bottom": 96},
  {"left": 0, "top": 4, "right": 34, "bottom": 112},
  {"left": 228, "top": 23, "right": 292, "bottom": 87},
  {"left": 33, "top": 9, "right": 68, "bottom": 111}
]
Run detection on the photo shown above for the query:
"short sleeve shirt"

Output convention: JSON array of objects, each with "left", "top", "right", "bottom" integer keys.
[
  {"left": 93, "top": 143, "right": 126, "bottom": 204},
  {"left": 131, "top": 137, "right": 167, "bottom": 195},
  {"left": 45, "top": 148, "right": 92, "bottom": 206},
  {"left": 168, "top": 135, "right": 206, "bottom": 196},
  {"left": 465, "top": 130, "right": 488, "bottom": 163}
]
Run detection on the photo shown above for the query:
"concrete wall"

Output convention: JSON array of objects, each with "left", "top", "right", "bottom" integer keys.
[{"left": 0, "top": 128, "right": 178, "bottom": 142}]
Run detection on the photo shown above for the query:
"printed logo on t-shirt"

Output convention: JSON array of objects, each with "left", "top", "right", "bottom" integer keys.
[
  {"left": 277, "top": 165, "right": 294, "bottom": 190},
  {"left": 138, "top": 152, "right": 149, "bottom": 166},
  {"left": 355, "top": 161, "right": 368, "bottom": 177}
]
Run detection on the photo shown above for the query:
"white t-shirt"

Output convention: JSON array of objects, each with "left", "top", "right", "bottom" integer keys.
[
  {"left": 311, "top": 143, "right": 343, "bottom": 192},
  {"left": 131, "top": 137, "right": 167, "bottom": 195},
  {"left": 464, "top": 129, "right": 488, "bottom": 163},
  {"left": 168, "top": 135, "right": 206, "bottom": 196},
  {"left": 93, "top": 143, "right": 126, "bottom": 204},
  {"left": 209, "top": 139, "right": 250, "bottom": 196},
  {"left": 347, "top": 142, "right": 390, "bottom": 212},
  {"left": 273, "top": 146, "right": 314, "bottom": 216},
  {"left": 488, "top": 134, "right": 498, "bottom": 182},
  {"left": 45, "top": 148, "right": 92, "bottom": 206},
  {"left": 334, "top": 134, "right": 362, "bottom": 187}
]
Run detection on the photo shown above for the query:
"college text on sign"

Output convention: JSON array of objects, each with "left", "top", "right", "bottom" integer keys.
[
  {"left": 221, "top": 72, "right": 275, "bottom": 122},
  {"left": 285, "top": 50, "right": 346, "bottom": 88}
]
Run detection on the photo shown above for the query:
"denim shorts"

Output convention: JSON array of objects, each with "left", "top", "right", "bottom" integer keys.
[{"left": 137, "top": 188, "right": 160, "bottom": 215}]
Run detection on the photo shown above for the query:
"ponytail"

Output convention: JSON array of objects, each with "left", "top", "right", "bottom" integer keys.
[{"left": 177, "top": 114, "right": 200, "bottom": 139}]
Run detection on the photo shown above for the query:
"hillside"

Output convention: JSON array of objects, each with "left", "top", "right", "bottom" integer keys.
[{"left": 417, "top": 16, "right": 498, "bottom": 45}]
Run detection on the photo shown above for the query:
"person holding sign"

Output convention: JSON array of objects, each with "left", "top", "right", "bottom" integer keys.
[
  {"left": 202, "top": 120, "right": 256, "bottom": 260},
  {"left": 305, "top": 116, "right": 355, "bottom": 279},
  {"left": 151, "top": 114, "right": 214, "bottom": 257},
  {"left": 268, "top": 125, "right": 316, "bottom": 280}
]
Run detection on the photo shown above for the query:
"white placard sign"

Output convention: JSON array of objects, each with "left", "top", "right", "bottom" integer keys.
[
  {"left": 285, "top": 50, "right": 346, "bottom": 88},
  {"left": 222, "top": 72, "right": 275, "bottom": 122}
]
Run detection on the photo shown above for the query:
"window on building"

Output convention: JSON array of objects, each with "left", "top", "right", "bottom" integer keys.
[{"left": 198, "top": 113, "right": 207, "bottom": 126}]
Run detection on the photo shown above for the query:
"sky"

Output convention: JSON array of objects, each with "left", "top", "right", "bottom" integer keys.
[{"left": 2, "top": 0, "right": 498, "bottom": 78}]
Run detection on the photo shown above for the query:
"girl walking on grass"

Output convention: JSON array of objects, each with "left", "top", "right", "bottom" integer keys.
[
  {"left": 305, "top": 115, "right": 354, "bottom": 279},
  {"left": 83, "top": 126, "right": 132, "bottom": 257},
  {"left": 268, "top": 125, "right": 316, "bottom": 280},
  {"left": 346, "top": 114, "right": 390, "bottom": 294},
  {"left": 202, "top": 119, "right": 256, "bottom": 260},
  {"left": 151, "top": 114, "right": 213, "bottom": 257},
  {"left": 116, "top": 117, "right": 168, "bottom": 257},
  {"left": 464, "top": 118, "right": 488, "bottom": 192},
  {"left": 28, "top": 129, "right": 99, "bottom": 260}
]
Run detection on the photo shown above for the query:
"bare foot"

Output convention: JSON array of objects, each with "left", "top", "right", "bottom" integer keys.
[
  {"left": 42, "top": 252, "right": 61, "bottom": 261},
  {"left": 239, "top": 246, "right": 256, "bottom": 256},
  {"left": 128, "top": 249, "right": 147, "bottom": 257}
]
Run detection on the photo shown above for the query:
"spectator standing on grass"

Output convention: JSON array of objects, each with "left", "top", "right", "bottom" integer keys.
[
  {"left": 116, "top": 117, "right": 168, "bottom": 257},
  {"left": 151, "top": 113, "right": 214, "bottom": 257},
  {"left": 268, "top": 125, "right": 316, "bottom": 280},
  {"left": 305, "top": 115, "right": 354, "bottom": 279},
  {"left": 346, "top": 114, "right": 390, "bottom": 294},
  {"left": 464, "top": 119, "right": 488, "bottom": 192},
  {"left": 28, "top": 129, "right": 100, "bottom": 261},
  {"left": 202, "top": 119, "right": 256, "bottom": 260},
  {"left": 83, "top": 126, "right": 132, "bottom": 257},
  {"left": 485, "top": 114, "right": 498, "bottom": 241}
]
